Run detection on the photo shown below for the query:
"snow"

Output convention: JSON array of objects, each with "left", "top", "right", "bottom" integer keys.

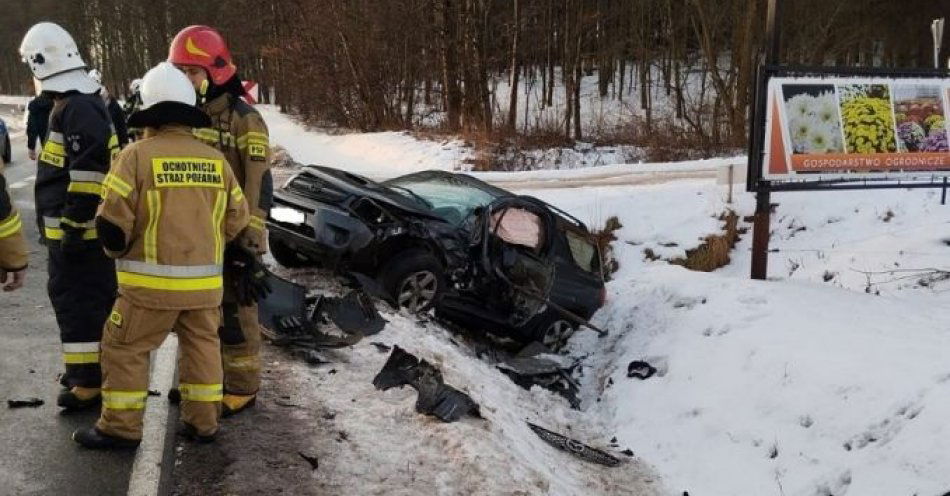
[
  {"left": 259, "top": 105, "right": 472, "bottom": 178},
  {"left": 518, "top": 182, "right": 950, "bottom": 495},
  {"left": 0, "top": 95, "right": 30, "bottom": 106},
  {"left": 267, "top": 268, "right": 664, "bottom": 495}
]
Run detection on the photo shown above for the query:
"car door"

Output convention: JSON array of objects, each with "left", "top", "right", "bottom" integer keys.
[
  {"left": 472, "top": 196, "right": 557, "bottom": 328},
  {"left": 547, "top": 222, "right": 605, "bottom": 320}
]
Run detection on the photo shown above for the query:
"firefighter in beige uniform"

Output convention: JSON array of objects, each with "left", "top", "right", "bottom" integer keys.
[
  {"left": 0, "top": 156, "right": 28, "bottom": 292},
  {"left": 169, "top": 25, "right": 272, "bottom": 416},
  {"left": 73, "top": 63, "right": 249, "bottom": 449}
]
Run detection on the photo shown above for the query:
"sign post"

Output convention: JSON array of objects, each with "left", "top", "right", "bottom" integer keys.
[
  {"left": 933, "top": 18, "right": 945, "bottom": 70},
  {"left": 750, "top": 0, "right": 782, "bottom": 280}
]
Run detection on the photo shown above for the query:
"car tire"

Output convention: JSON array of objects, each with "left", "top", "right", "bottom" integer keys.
[
  {"left": 379, "top": 249, "right": 444, "bottom": 313},
  {"left": 531, "top": 311, "right": 578, "bottom": 352},
  {"left": 269, "top": 237, "right": 312, "bottom": 268}
]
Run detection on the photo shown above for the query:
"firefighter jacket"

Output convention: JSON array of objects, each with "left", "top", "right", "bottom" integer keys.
[
  {"left": 196, "top": 93, "right": 272, "bottom": 255},
  {"left": 36, "top": 92, "right": 119, "bottom": 244},
  {"left": 27, "top": 94, "right": 53, "bottom": 151},
  {"left": 97, "top": 126, "right": 249, "bottom": 310},
  {"left": 0, "top": 160, "right": 27, "bottom": 271}
]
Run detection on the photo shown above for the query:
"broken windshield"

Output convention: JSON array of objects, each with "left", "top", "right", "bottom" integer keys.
[{"left": 386, "top": 175, "right": 499, "bottom": 225}]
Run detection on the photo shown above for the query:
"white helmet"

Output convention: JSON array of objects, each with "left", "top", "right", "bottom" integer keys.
[
  {"left": 129, "top": 78, "right": 143, "bottom": 94},
  {"left": 140, "top": 62, "right": 196, "bottom": 109},
  {"left": 19, "top": 22, "right": 98, "bottom": 94},
  {"left": 127, "top": 62, "right": 209, "bottom": 129}
]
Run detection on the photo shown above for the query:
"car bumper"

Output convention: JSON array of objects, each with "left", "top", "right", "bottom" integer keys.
[{"left": 267, "top": 197, "right": 375, "bottom": 261}]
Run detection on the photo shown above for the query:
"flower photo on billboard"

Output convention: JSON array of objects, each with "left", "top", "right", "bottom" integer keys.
[
  {"left": 837, "top": 84, "right": 897, "bottom": 154},
  {"left": 780, "top": 84, "right": 844, "bottom": 155},
  {"left": 892, "top": 85, "right": 948, "bottom": 153}
]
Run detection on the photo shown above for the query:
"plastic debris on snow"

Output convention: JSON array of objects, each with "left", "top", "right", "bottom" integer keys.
[{"left": 373, "top": 345, "right": 481, "bottom": 423}]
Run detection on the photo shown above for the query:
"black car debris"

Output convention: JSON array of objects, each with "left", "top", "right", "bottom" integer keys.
[{"left": 266, "top": 166, "right": 606, "bottom": 350}]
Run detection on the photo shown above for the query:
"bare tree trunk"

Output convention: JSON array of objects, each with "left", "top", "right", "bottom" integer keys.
[
  {"left": 507, "top": 0, "right": 521, "bottom": 130},
  {"left": 435, "top": 0, "right": 462, "bottom": 131}
]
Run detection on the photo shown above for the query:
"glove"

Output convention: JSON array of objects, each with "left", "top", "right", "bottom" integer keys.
[
  {"left": 224, "top": 243, "right": 272, "bottom": 306},
  {"left": 60, "top": 224, "right": 85, "bottom": 255}
]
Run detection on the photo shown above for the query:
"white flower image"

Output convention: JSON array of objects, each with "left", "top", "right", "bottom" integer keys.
[
  {"left": 804, "top": 123, "right": 839, "bottom": 153},
  {"left": 787, "top": 93, "right": 812, "bottom": 119},
  {"left": 789, "top": 117, "right": 812, "bottom": 153},
  {"left": 814, "top": 92, "right": 839, "bottom": 125},
  {"left": 784, "top": 88, "right": 843, "bottom": 154}
]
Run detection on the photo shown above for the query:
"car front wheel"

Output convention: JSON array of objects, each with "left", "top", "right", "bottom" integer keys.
[
  {"left": 380, "top": 249, "right": 444, "bottom": 313},
  {"left": 533, "top": 313, "right": 578, "bottom": 352}
]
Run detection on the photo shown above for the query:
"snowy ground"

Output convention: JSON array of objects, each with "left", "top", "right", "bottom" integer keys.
[{"left": 524, "top": 183, "right": 950, "bottom": 496}]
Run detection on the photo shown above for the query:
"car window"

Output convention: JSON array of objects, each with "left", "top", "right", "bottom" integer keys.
[
  {"left": 564, "top": 230, "right": 600, "bottom": 275},
  {"left": 387, "top": 176, "right": 497, "bottom": 225}
]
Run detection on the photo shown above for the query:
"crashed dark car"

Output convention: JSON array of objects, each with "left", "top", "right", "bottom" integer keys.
[{"left": 266, "top": 166, "right": 605, "bottom": 350}]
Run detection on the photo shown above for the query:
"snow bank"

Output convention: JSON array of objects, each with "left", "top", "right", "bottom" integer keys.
[
  {"left": 259, "top": 105, "right": 471, "bottom": 177},
  {"left": 275, "top": 297, "right": 663, "bottom": 495},
  {"left": 0, "top": 95, "right": 30, "bottom": 106},
  {"left": 476, "top": 157, "right": 742, "bottom": 185},
  {"left": 526, "top": 181, "right": 950, "bottom": 495}
]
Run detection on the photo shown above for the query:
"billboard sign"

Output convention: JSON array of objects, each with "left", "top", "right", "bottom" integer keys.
[{"left": 762, "top": 76, "right": 950, "bottom": 183}]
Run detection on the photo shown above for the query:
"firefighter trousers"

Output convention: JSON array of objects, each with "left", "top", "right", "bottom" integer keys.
[
  {"left": 48, "top": 244, "right": 117, "bottom": 388},
  {"left": 97, "top": 296, "right": 223, "bottom": 440},
  {"left": 220, "top": 299, "right": 262, "bottom": 396}
]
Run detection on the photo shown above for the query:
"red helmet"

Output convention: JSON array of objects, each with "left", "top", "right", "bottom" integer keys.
[{"left": 167, "top": 25, "right": 236, "bottom": 85}]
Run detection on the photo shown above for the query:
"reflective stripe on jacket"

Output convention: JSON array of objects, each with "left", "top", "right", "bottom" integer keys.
[
  {"left": 0, "top": 159, "right": 27, "bottom": 270},
  {"left": 36, "top": 93, "right": 119, "bottom": 245},
  {"left": 97, "top": 125, "right": 249, "bottom": 310},
  {"left": 196, "top": 94, "right": 272, "bottom": 255}
]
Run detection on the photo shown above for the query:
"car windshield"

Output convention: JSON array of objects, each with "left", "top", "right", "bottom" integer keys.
[{"left": 386, "top": 174, "right": 498, "bottom": 225}]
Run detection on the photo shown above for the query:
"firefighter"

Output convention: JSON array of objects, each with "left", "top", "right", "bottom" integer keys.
[
  {"left": 168, "top": 25, "right": 273, "bottom": 417},
  {"left": 124, "top": 78, "right": 144, "bottom": 142},
  {"left": 19, "top": 22, "right": 119, "bottom": 410},
  {"left": 88, "top": 69, "right": 130, "bottom": 148},
  {"left": 73, "top": 62, "right": 249, "bottom": 449},
  {"left": 1, "top": 154, "right": 27, "bottom": 292}
]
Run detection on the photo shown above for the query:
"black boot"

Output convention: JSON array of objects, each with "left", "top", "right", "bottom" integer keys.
[
  {"left": 72, "top": 427, "right": 140, "bottom": 450},
  {"left": 177, "top": 423, "right": 216, "bottom": 443},
  {"left": 57, "top": 388, "right": 101, "bottom": 411}
]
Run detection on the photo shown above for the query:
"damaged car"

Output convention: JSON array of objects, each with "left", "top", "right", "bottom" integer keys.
[{"left": 266, "top": 166, "right": 605, "bottom": 350}]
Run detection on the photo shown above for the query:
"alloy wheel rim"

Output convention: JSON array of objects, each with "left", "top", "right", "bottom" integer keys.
[{"left": 398, "top": 270, "right": 438, "bottom": 312}]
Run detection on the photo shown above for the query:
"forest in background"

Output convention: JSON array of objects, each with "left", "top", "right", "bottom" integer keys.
[{"left": 2, "top": 0, "right": 950, "bottom": 161}]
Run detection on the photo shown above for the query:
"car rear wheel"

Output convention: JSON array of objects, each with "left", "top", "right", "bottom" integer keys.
[
  {"left": 269, "top": 237, "right": 312, "bottom": 268},
  {"left": 380, "top": 250, "right": 444, "bottom": 313},
  {"left": 533, "top": 314, "right": 578, "bottom": 352}
]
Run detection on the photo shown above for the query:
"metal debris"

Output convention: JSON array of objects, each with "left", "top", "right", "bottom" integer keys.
[{"left": 527, "top": 422, "right": 621, "bottom": 467}]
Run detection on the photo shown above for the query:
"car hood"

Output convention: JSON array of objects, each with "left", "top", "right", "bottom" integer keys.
[{"left": 295, "top": 165, "right": 444, "bottom": 221}]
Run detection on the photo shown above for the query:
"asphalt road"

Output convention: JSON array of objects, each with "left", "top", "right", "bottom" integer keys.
[{"left": 0, "top": 114, "right": 136, "bottom": 495}]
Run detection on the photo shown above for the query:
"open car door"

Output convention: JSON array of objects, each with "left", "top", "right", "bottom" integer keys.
[{"left": 472, "top": 196, "right": 557, "bottom": 328}]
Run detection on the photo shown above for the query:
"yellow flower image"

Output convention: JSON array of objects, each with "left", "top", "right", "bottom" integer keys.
[{"left": 837, "top": 84, "right": 897, "bottom": 154}]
